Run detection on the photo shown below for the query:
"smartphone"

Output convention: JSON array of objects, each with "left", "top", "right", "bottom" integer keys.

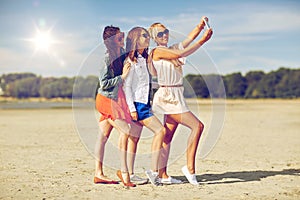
[{"left": 204, "top": 18, "right": 210, "bottom": 29}]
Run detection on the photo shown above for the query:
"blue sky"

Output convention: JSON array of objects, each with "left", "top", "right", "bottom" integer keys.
[{"left": 0, "top": 0, "right": 300, "bottom": 77}]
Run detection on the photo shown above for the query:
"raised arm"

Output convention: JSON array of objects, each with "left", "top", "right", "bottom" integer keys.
[
  {"left": 181, "top": 16, "right": 207, "bottom": 48},
  {"left": 152, "top": 28, "right": 213, "bottom": 61}
]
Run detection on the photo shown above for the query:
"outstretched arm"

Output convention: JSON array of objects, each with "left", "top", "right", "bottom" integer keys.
[
  {"left": 181, "top": 16, "right": 207, "bottom": 48},
  {"left": 152, "top": 28, "right": 213, "bottom": 61}
]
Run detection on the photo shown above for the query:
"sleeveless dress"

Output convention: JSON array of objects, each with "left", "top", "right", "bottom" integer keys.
[{"left": 151, "top": 43, "right": 189, "bottom": 114}]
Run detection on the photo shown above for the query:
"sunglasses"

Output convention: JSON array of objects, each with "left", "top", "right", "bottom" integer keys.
[
  {"left": 117, "top": 32, "right": 125, "bottom": 42},
  {"left": 156, "top": 29, "right": 169, "bottom": 38},
  {"left": 141, "top": 33, "right": 149, "bottom": 38}
]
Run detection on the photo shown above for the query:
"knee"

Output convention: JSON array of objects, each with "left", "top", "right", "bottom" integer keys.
[
  {"left": 161, "top": 127, "right": 166, "bottom": 136},
  {"left": 121, "top": 132, "right": 130, "bottom": 141},
  {"left": 98, "top": 133, "right": 109, "bottom": 144},
  {"left": 194, "top": 121, "right": 204, "bottom": 136},
  {"left": 129, "top": 136, "right": 140, "bottom": 144},
  {"left": 99, "top": 136, "right": 108, "bottom": 144},
  {"left": 198, "top": 121, "right": 204, "bottom": 132},
  {"left": 163, "top": 130, "right": 174, "bottom": 144}
]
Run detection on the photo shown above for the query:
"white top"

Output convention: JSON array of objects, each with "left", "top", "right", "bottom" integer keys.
[
  {"left": 153, "top": 43, "right": 186, "bottom": 85},
  {"left": 151, "top": 43, "right": 189, "bottom": 114},
  {"left": 123, "top": 54, "right": 150, "bottom": 112}
]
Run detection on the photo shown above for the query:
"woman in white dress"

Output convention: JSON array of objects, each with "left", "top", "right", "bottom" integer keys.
[{"left": 148, "top": 17, "right": 213, "bottom": 185}]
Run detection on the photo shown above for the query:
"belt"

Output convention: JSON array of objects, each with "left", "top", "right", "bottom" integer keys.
[{"left": 159, "top": 84, "right": 183, "bottom": 87}]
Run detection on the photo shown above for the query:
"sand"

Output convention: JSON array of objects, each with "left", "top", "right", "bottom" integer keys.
[{"left": 0, "top": 99, "right": 299, "bottom": 199}]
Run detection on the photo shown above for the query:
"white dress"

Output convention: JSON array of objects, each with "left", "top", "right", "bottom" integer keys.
[{"left": 152, "top": 43, "right": 189, "bottom": 114}]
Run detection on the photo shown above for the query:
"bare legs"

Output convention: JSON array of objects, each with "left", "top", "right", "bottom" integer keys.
[
  {"left": 94, "top": 118, "right": 134, "bottom": 185},
  {"left": 159, "top": 111, "right": 204, "bottom": 178},
  {"left": 94, "top": 120, "right": 114, "bottom": 180},
  {"left": 159, "top": 116, "right": 178, "bottom": 179},
  {"left": 127, "top": 122, "right": 143, "bottom": 175},
  {"left": 107, "top": 119, "right": 133, "bottom": 185},
  {"left": 95, "top": 117, "right": 155, "bottom": 186},
  {"left": 94, "top": 111, "right": 202, "bottom": 184},
  {"left": 139, "top": 116, "right": 165, "bottom": 172}
]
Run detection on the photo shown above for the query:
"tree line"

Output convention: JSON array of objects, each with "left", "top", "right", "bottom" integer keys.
[{"left": 0, "top": 67, "right": 299, "bottom": 99}]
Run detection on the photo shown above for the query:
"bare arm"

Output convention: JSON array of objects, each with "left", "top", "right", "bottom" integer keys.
[
  {"left": 123, "top": 59, "right": 136, "bottom": 113},
  {"left": 147, "top": 49, "right": 157, "bottom": 76},
  {"left": 181, "top": 16, "right": 207, "bottom": 48},
  {"left": 152, "top": 28, "right": 213, "bottom": 61}
]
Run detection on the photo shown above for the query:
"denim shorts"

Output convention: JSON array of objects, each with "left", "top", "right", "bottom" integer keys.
[{"left": 134, "top": 101, "right": 154, "bottom": 121}]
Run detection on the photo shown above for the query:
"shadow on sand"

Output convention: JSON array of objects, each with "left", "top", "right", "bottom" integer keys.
[{"left": 174, "top": 168, "right": 300, "bottom": 184}]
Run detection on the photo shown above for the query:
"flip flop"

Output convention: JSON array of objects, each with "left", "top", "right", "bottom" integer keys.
[
  {"left": 116, "top": 170, "right": 136, "bottom": 187},
  {"left": 94, "top": 176, "right": 119, "bottom": 184}
]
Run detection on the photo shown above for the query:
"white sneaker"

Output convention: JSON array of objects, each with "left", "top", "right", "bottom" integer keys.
[
  {"left": 160, "top": 176, "right": 182, "bottom": 184},
  {"left": 145, "top": 170, "right": 162, "bottom": 186},
  {"left": 130, "top": 174, "right": 148, "bottom": 185},
  {"left": 181, "top": 166, "right": 199, "bottom": 185}
]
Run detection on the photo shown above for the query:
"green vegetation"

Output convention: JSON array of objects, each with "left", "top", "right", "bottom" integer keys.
[{"left": 0, "top": 67, "right": 299, "bottom": 99}]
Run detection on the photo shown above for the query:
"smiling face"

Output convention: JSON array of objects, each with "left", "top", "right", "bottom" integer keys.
[
  {"left": 137, "top": 30, "right": 150, "bottom": 51},
  {"left": 103, "top": 26, "right": 125, "bottom": 53},
  {"left": 148, "top": 23, "right": 169, "bottom": 47},
  {"left": 125, "top": 27, "right": 151, "bottom": 61},
  {"left": 154, "top": 26, "right": 169, "bottom": 46},
  {"left": 114, "top": 31, "right": 125, "bottom": 48}
]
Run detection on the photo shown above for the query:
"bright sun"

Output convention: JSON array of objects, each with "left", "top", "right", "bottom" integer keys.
[
  {"left": 33, "top": 30, "right": 54, "bottom": 51},
  {"left": 24, "top": 25, "right": 65, "bottom": 66}
]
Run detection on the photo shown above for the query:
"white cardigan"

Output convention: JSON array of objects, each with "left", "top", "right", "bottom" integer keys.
[{"left": 123, "top": 55, "right": 150, "bottom": 112}]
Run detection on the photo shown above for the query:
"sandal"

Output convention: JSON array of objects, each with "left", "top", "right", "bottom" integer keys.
[
  {"left": 94, "top": 176, "right": 119, "bottom": 184},
  {"left": 116, "top": 170, "right": 136, "bottom": 187}
]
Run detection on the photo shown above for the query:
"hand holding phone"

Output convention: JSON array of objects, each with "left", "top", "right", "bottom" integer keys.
[{"left": 204, "top": 18, "right": 210, "bottom": 29}]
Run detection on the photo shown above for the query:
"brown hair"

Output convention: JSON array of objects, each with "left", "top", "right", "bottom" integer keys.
[
  {"left": 102, "top": 25, "right": 125, "bottom": 76},
  {"left": 125, "top": 27, "right": 149, "bottom": 62}
]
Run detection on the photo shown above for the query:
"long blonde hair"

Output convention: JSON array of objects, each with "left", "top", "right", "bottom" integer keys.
[{"left": 148, "top": 23, "right": 167, "bottom": 44}]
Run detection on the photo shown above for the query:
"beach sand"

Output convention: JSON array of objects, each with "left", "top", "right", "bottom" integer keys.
[{"left": 0, "top": 99, "right": 299, "bottom": 199}]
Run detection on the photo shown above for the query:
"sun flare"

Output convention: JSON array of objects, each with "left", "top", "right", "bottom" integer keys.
[
  {"left": 25, "top": 26, "right": 65, "bottom": 66},
  {"left": 33, "top": 30, "right": 54, "bottom": 51}
]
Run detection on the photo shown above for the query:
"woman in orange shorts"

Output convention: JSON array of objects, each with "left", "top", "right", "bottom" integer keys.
[{"left": 94, "top": 25, "right": 135, "bottom": 187}]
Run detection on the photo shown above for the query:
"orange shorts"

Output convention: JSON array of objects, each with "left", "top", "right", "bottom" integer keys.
[{"left": 95, "top": 89, "right": 131, "bottom": 123}]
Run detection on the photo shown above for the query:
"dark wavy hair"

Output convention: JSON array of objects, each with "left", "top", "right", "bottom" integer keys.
[{"left": 102, "top": 25, "right": 125, "bottom": 76}]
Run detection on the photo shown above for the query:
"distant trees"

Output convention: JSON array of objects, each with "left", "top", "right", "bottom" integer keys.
[
  {"left": 0, "top": 67, "right": 299, "bottom": 99},
  {"left": 2, "top": 73, "right": 40, "bottom": 98},
  {"left": 72, "top": 76, "right": 98, "bottom": 98},
  {"left": 224, "top": 72, "right": 247, "bottom": 98},
  {"left": 242, "top": 68, "right": 300, "bottom": 98},
  {"left": 184, "top": 67, "right": 300, "bottom": 98},
  {"left": 185, "top": 74, "right": 209, "bottom": 98},
  {"left": 39, "top": 77, "right": 74, "bottom": 98},
  {"left": 0, "top": 74, "right": 98, "bottom": 99},
  {"left": 244, "top": 71, "right": 265, "bottom": 98}
]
